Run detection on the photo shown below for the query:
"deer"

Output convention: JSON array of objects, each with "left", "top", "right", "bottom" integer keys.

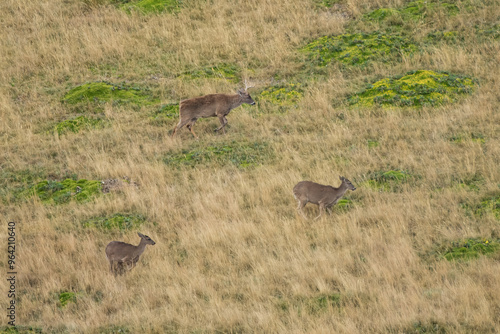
[
  {"left": 105, "top": 232, "right": 156, "bottom": 276},
  {"left": 171, "top": 80, "right": 256, "bottom": 138},
  {"left": 293, "top": 176, "right": 356, "bottom": 220}
]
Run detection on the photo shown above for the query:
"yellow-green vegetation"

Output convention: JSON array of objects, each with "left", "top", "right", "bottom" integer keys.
[
  {"left": 435, "top": 238, "right": 500, "bottom": 261},
  {"left": 348, "top": 70, "right": 476, "bottom": 108},
  {"left": 180, "top": 63, "right": 240, "bottom": 82},
  {"left": 463, "top": 193, "right": 500, "bottom": 220},
  {"left": 20, "top": 179, "right": 102, "bottom": 204},
  {"left": 163, "top": 141, "right": 271, "bottom": 168},
  {"left": 53, "top": 116, "right": 107, "bottom": 135},
  {"left": 82, "top": 213, "right": 148, "bottom": 230},
  {"left": 2, "top": 0, "right": 500, "bottom": 332},
  {"left": 258, "top": 83, "right": 303, "bottom": 112},
  {"left": 62, "top": 82, "right": 159, "bottom": 105},
  {"left": 121, "top": 0, "right": 180, "bottom": 14},
  {"left": 58, "top": 291, "right": 77, "bottom": 308},
  {"left": 365, "top": 1, "right": 459, "bottom": 23},
  {"left": 362, "top": 170, "right": 411, "bottom": 192},
  {"left": 301, "top": 33, "right": 417, "bottom": 66}
]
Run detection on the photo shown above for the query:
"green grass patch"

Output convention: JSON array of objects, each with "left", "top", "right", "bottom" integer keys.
[
  {"left": 62, "top": 81, "right": 159, "bottom": 105},
  {"left": 58, "top": 291, "right": 77, "bottom": 308},
  {"left": 425, "top": 30, "right": 460, "bottom": 44},
  {"left": 53, "top": 116, "right": 107, "bottom": 135},
  {"left": 436, "top": 238, "right": 500, "bottom": 261},
  {"left": 257, "top": 82, "right": 303, "bottom": 112},
  {"left": 277, "top": 293, "right": 342, "bottom": 315},
  {"left": 179, "top": 63, "right": 240, "bottom": 82},
  {"left": 20, "top": 179, "right": 102, "bottom": 204},
  {"left": 121, "top": 0, "right": 180, "bottom": 14},
  {"left": 301, "top": 32, "right": 417, "bottom": 67},
  {"left": 82, "top": 213, "right": 148, "bottom": 230},
  {"left": 365, "top": 1, "right": 459, "bottom": 24},
  {"left": 348, "top": 70, "right": 476, "bottom": 108},
  {"left": 476, "top": 23, "right": 500, "bottom": 40},
  {"left": 463, "top": 193, "right": 500, "bottom": 220},
  {"left": 367, "top": 139, "right": 379, "bottom": 148},
  {"left": 0, "top": 327, "right": 43, "bottom": 334},
  {"left": 451, "top": 174, "right": 484, "bottom": 192},
  {"left": 150, "top": 103, "right": 178, "bottom": 125},
  {"left": 362, "top": 170, "right": 411, "bottom": 191},
  {"left": 449, "top": 132, "right": 485, "bottom": 144},
  {"left": 163, "top": 140, "right": 271, "bottom": 168}
]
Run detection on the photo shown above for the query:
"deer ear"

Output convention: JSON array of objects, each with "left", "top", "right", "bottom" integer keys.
[
  {"left": 237, "top": 89, "right": 245, "bottom": 96},
  {"left": 339, "top": 176, "right": 344, "bottom": 181},
  {"left": 138, "top": 232, "right": 144, "bottom": 238}
]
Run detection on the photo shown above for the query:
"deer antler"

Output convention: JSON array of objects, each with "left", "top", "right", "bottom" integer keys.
[{"left": 243, "top": 79, "right": 255, "bottom": 91}]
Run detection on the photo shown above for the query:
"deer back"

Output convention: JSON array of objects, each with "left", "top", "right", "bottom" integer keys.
[{"left": 180, "top": 94, "right": 241, "bottom": 119}]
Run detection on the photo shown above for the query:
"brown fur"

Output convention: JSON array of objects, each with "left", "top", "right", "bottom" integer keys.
[
  {"left": 293, "top": 176, "right": 356, "bottom": 220},
  {"left": 105, "top": 233, "right": 156, "bottom": 276},
  {"left": 172, "top": 89, "right": 255, "bottom": 138}
]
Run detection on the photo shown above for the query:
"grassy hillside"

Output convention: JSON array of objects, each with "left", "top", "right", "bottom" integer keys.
[{"left": 1, "top": 0, "right": 499, "bottom": 332}]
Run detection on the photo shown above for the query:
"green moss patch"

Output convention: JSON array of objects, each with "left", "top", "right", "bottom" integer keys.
[
  {"left": 20, "top": 179, "right": 102, "bottom": 204},
  {"left": 58, "top": 291, "right": 77, "bottom": 308},
  {"left": 301, "top": 32, "right": 417, "bottom": 67},
  {"left": 436, "top": 238, "right": 500, "bottom": 261},
  {"left": 82, "top": 213, "right": 148, "bottom": 230},
  {"left": 163, "top": 141, "right": 271, "bottom": 168},
  {"left": 362, "top": 170, "right": 411, "bottom": 191},
  {"left": 179, "top": 63, "right": 240, "bottom": 82},
  {"left": 277, "top": 293, "right": 342, "bottom": 315},
  {"left": 53, "top": 116, "right": 107, "bottom": 135},
  {"left": 121, "top": 0, "right": 180, "bottom": 14},
  {"left": 348, "top": 70, "right": 475, "bottom": 108},
  {"left": 62, "top": 82, "right": 159, "bottom": 105}
]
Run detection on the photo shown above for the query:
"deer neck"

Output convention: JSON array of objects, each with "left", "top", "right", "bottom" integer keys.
[
  {"left": 337, "top": 182, "right": 349, "bottom": 196},
  {"left": 230, "top": 94, "right": 244, "bottom": 109},
  {"left": 134, "top": 239, "right": 148, "bottom": 257}
]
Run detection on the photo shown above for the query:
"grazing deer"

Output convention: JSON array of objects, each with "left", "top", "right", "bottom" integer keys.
[
  {"left": 105, "top": 232, "right": 156, "bottom": 276},
  {"left": 293, "top": 176, "right": 356, "bottom": 220},
  {"left": 171, "top": 80, "right": 256, "bottom": 138}
]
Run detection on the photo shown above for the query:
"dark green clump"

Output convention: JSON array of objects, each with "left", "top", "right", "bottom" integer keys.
[
  {"left": 348, "top": 70, "right": 476, "bottom": 108},
  {"left": 62, "top": 81, "right": 158, "bottom": 105},
  {"left": 121, "top": 0, "right": 180, "bottom": 14},
  {"left": 301, "top": 32, "right": 417, "bottom": 66},
  {"left": 277, "top": 293, "right": 342, "bottom": 315},
  {"left": 449, "top": 132, "right": 485, "bottom": 144},
  {"left": 163, "top": 141, "right": 271, "bottom": 168},
  {"left": 437, "top": 238, "right": 500, "bottom": 261},
  {"left": 53, "top": 116, "right": 107, "bottom": 135},
  {"left": 180, "top": 63, "right": 240, "bottom": 82},
  {"left": 363, "top": 170, "right": 411, "bottom": 191},
  {"left": 82, "top": 213, "right": 147, "bottom": 230},
  {"left": 58, "top": 291, "right": 77, "bottom": 308},
  {"left": 20, "top": 179, "right": 102, "bottom": 204}
]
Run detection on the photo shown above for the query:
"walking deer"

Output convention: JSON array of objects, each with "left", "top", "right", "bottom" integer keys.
[
  {"left": 171, "top": 81, "right": 256, "bottom": 138},
  {"left": 293, "top": 176, "right": 356, "bottom": 220},
  {"left": 105, "top": 232, "right": 156, "bottom": 276}
]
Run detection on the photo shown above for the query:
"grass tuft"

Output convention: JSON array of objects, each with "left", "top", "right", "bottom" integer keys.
[
  {"left": 62, "top": 82, "right": 159, "bottom": 105},
  {"left": 82, "top": 213, "right": 148, "bottom": 230},
  {"left": 19, "top": 179, "right": 102, "bottom": 204}
]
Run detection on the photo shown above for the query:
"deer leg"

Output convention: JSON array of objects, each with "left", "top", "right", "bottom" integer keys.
[
  {"left": 172, "top": 118, "right": 191, "bottom": 138},
  {"left": 215, "top": 115, "right": 228, "bottom": 134},
  {"left": 296, "top": 200, "right": 308, "bottom": 219},
  {"left": 326, "top": 205, "right": 333, "bottom": 215},
  {"left": 314, "top": 203, "right": 326, "bottom": 220},
  {"left": 186, "top": 120, "right": 198, "bottom": 139}
]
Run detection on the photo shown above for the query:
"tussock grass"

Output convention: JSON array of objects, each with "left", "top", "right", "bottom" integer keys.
[{"left": 1, "top": 0, "right": 500, "bottom": 332}]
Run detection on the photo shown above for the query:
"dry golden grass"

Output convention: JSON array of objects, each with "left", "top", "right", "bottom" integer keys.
[{"left": 1, "top": 0, "right": 500, "bottom": 332}]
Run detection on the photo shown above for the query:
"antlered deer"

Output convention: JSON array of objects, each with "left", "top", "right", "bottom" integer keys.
[
  {"left": 105, "top": 232, "right": 156, "bottom": 276},
  {"left": 293, "top": 176, "right": 356, "bottom": 220},
  {"left": 171, "top": 81, "right": 255, "bottom": 138}
]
